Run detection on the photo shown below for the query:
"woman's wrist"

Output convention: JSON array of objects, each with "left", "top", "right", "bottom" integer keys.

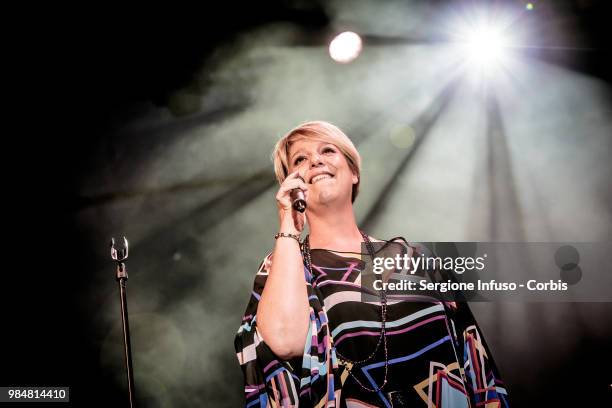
[
  {"left": 274, "top": 232, "right": 301, "bottom": 244},
  {"left": 278, "top": 227, "right": 300, "bottom": 237},
  {"left": 279, "top": 211, "right": 300, "bottom": 235}
]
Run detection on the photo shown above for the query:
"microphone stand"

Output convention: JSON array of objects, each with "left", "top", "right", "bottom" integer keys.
[{"left": 110, "top": 237, "right": 136, "bottom": 408}]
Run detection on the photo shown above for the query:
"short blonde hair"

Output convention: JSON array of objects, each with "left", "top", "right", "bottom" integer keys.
[{"left": 272, "top": 121, "right": 362, "bottom": 203}]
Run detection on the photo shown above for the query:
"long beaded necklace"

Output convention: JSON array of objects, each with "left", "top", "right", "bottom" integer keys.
[{"left": 302, "top": 230, "right": 389, "bottom": 393}]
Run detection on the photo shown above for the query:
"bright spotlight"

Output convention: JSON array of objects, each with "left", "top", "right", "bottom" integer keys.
[
  {"left": 447, "top": 6, "right": 526, "bottom": 84},
  {"left": 463, "top": 24, "right": 508, "bottom": 69},
  {"left": 329, "top": 31, "right": 363, "bottom": 63}
]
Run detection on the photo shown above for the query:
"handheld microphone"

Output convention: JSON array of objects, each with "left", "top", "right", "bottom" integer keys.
[{"left": 290, "top": 176, "right": 307, "bottom": 212}]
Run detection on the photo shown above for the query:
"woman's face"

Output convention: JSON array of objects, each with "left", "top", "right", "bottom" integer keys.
[{"left": 287, "top": 138, "right": 358, "bottom": 208}]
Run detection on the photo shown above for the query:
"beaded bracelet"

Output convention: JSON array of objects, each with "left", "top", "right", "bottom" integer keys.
[{"left": 274, "top": 232, "right": 301, "bottom": 243}]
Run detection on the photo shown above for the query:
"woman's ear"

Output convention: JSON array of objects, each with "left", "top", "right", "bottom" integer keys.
[{"left": 352, "top": 173, "right": 359, "bottom": 184}]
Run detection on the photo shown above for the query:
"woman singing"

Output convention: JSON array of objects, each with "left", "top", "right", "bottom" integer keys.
[{"left": 235, "top": 121, "right": 509, "bottom": 407}]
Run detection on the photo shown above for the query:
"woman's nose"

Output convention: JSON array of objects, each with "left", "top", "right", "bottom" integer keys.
[{"left": 310, "top": 154, "right": 323, "bottom": 167}]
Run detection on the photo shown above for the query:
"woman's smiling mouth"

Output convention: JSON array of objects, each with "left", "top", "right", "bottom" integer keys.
[{"left": 310, "top": 173, "right": 334, "bottom": 183}]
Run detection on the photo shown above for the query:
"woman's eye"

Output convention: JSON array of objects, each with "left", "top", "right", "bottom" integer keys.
[
  {"left": 294, "top": 157, "right": 305, "bottom": 165},
  {"left": 323, "top": 147, "right": 335, "bottom": 154}
]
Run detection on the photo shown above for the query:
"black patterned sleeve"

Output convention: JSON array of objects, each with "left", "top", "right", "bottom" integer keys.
[
  {"left": 234, "top": 252, "right": 340, "bottom": 407},
  {"left": 445, "top": 300, "right": 511, "bottom": 407}
]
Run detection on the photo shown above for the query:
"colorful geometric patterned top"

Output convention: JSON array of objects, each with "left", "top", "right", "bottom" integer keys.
[{"left": 235, "top": 239, "right": 510, "bottom": 407}]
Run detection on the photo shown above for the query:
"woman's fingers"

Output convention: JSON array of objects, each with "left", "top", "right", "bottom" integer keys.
[
  {"left": 280, "top": 178, "right": 308, "bottom": 193},
  {"left": 276, "top": 173, "right": 308, "bottom": 209},
  {"left": 276, "top": 167, "right": 310, "bottom": 225},
  {"left": 287, "top": 166, "right": 309, "bottom": 184},
  {"left": 275, "top": 192, "right": 292, "bottom": 211},
  {"left": 276, "top": 183, "right": 308, "bottom": 204}
]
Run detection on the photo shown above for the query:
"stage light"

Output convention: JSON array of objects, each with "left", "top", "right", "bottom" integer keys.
[
  {"left": 526, "top": 3, "right": 534, "bottom": 11},
  {"left": 329, "top": 31, "right": 363, "bottom": 63},
  {"left": 463, "top": 25, "right": 508, "bottom": 70},
  {"left": 445, "top": 4, "right": 530, "bottom": 86},
  {"left": 455, "top": 23, "right": 512, "bottom": 74}
]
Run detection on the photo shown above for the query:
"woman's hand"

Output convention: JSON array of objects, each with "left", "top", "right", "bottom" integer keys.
[
  {"left": 259, "top": 167, "right": 311, "bottom": 359},
  {"left": 276, "top": 169, "right": 309, "bottom": 233}
]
